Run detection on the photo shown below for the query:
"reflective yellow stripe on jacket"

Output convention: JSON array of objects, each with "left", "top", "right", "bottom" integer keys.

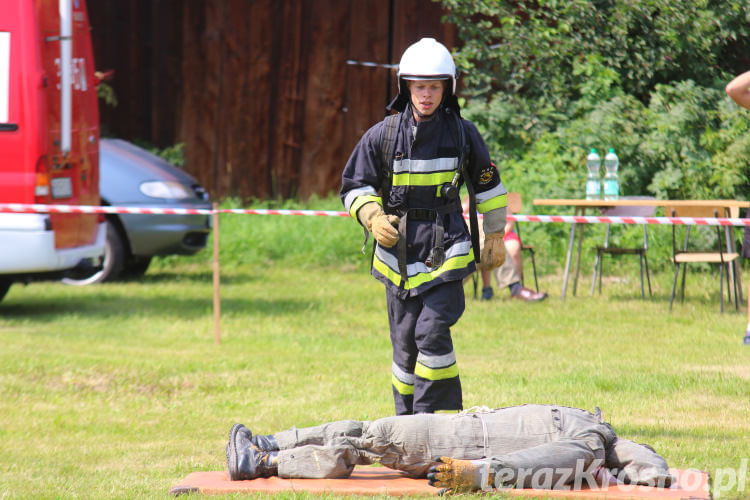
[
  {"left": 343, "top": 186, "right": 382, "bottom": 219},
  {"left": 391, "top": 157, "right": 457, "bottom": 188},
  {"left": 476, "top": 184, "right": 507, "bottom": 213},
  {"left": 373, "top": 241, "right": 474, "bottom": 290}
]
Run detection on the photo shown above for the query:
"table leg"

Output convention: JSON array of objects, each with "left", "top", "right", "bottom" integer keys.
[
  {"left": 561, "top": 220, "right": 577, "bottom": 301},
  {"left": 572, "top": 215, "right": 585, "bottom": 296}
]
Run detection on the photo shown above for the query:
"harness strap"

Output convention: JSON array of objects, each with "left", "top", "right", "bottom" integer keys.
[
  {"left": 464, "top": 171, "right": 481, "bottom": 264},
  {"left": 397, "top": 214, "right": 409, "bottom": 287},
  {"left": 394, "top": 199, "right": 461, "bottom": 288},
  {"left": 368, "top": 113, "right": 400, "bottom": 260},
  {"left": 430, "top": 213, "right": 446, "bottom": 269},
  {"left": 380, "top": 113, "right": 400, "bottom": 206},
  {"left": 449, "top": 112, "right": 481, "bottom": 265}
]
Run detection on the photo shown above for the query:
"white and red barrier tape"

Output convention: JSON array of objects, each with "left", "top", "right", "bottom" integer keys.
[
  {"left": 0, "top": 203, "right": 213, "bottom": 216},
  {"left": 1, "top": 203, "right": 750, "bottom": 227}
]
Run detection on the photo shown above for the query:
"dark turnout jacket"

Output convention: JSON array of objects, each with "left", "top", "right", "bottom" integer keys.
[{"left": 341, "top": 104, "right": 507, "bottom": 297}]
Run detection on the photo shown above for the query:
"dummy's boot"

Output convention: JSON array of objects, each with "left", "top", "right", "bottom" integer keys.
[
  {"left": 226, "top": 423, "right": 279, "bottom": 480},
  {"left": 251, "top": 433, "right": 279, "bottom": 451}
]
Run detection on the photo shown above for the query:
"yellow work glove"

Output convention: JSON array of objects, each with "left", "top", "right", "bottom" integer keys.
[
  {"left": 480, "top": 232, "right": 505, "bottom": 270},
  {"left": 427, "top": 456, "right": 491, "bottom": 494},
  {"left": 370, "top": 212, "right": 401, "bottom": 248},
  {"left": 357, "top": 202, "right": 400, "bottom": 248}
]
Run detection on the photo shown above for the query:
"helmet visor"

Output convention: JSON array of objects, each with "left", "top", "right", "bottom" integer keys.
[{"left": 400, "top": 74, "right": 451, "bottom": 81}]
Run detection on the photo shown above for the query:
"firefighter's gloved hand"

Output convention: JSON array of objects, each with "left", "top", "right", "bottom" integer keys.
[
  {"left": 371, "top": 213, "right": 401, "bottom": 248},
  {"left": 357, "top": 202, "right": 400, "bottom": 248},
  {"left": 427, "top": 456, "right": 489, "bottom": 494},
  {"left": 480, "top": 231, "right": 505, "bottom": 270},
  {"left": 357, "top": 202, "right": 382, "bottom": 228}
]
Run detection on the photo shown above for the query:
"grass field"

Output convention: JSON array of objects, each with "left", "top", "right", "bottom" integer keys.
[{"left": 2, "top": 210, "right": 750, "bottom": 499}]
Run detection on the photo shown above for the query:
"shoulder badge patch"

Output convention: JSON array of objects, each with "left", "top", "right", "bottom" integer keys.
[{"left": 478, "top": 167, "right": 494, "bottom": 185}]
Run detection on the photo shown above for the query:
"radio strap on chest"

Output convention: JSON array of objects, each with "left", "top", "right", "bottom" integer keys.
[
  {"left": 381, "top": 113, "right": 400, "bottom": 202},
  {"left": 394, "top": 200, "right": 461, "bottom": 288}
]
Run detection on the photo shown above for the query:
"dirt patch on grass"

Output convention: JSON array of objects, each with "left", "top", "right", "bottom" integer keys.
[{"left": 686, "top": 364, "right": 750, "bottom": 380}]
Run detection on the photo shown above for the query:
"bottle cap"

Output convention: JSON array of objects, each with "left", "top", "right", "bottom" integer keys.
[
  {"left": 590, "top": 148, "right": 597, "bottom": 153},
  {"left": 608, "top": 148, "right": 615, "bottom": 153}
]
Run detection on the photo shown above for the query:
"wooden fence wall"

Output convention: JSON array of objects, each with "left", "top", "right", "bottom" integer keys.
[{"left": 88, "top": 0, "right": 455, "bottom": 201}]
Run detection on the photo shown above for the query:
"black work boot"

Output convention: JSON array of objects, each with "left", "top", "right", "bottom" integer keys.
[
  {"left": 226, "top": 423, "right": 279, "bottom": 480},
  {"left": 251, "top": 433, "right": 279, "bottom": 451}
]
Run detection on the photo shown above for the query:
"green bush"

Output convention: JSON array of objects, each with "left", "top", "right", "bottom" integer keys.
[
  {"left": 439, "top": 0, "right": 750, "bottom": 272},
  {"left": 439, "top": 0, "right": 749, "bottom": 102},
  {"left": 465, "top": 81, "right": 750, "bottom": 272}
]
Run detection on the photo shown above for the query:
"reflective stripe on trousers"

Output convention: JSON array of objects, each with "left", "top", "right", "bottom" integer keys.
[{"left": 386, "top": 279, "right": 465, "bottom": 414}]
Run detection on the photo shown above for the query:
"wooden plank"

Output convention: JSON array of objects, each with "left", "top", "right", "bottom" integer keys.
[
  {"left": 169, "top": 467, "right": 710, "bottom": 499},
  {"left": 91, "top": 0, "right": 455, "bottom": 200},
  {"left": 298, "top": 0, "right": 350, "bottom": 199},
  {"left": 674, "top": 253, "right": 738, "bottom": 263},
  {"left": 344, "top": 0, "right": 391, "bottom": 152}
]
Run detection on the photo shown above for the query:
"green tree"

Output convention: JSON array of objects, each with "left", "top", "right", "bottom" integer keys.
[
  {"left": 440, "top": 0, "right": 749, "bottom": 102},
  {"left": 444, "top": 0, "right": 750, "bottom": 201}
]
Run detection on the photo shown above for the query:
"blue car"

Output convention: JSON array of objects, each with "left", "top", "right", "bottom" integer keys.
[{"left": 63, "top": 138, "right": 211, "bottom": 284}]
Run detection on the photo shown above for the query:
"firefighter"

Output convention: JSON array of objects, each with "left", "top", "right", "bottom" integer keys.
[
  {"left": 340, "top": 38, "right": 508, "bottom": 415},
  {"left": 224, "top": 404, "right": 673, "bottom": 493}
]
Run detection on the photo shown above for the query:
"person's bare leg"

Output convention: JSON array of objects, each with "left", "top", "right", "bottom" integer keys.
[
  {"left": 505, "top": 239, "right": 523, "bottom": 283},
  {"left": 495, "top": 237, "right": 547, "bottom": 302},
  {"left": 480, "top": 269, "right": 493, "bottom": 300}
]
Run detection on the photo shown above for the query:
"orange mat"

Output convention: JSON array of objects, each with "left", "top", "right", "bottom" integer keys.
[{"left": 169, "top": 466, "right": 709, "bottom": 498}]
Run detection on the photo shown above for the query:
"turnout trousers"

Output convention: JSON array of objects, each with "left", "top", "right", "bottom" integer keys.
[
  {"left": 386, "top": 279, "right": 465, "bottom": 415},
  {"left": 272, "top": 405, "right": 670, "bottom": 487}
]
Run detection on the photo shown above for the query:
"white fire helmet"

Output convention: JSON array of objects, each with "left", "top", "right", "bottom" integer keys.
[{"left": 397, "top": 38, "right": 457, "bottom": 95}]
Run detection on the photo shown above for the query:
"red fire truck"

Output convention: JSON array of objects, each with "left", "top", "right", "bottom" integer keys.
[{"left": 0, "top": 0, "right": 105, "bottom": 303}]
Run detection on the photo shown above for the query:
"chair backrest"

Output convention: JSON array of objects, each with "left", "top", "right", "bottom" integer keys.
[
  {"left": 664, "top": 204, "right": 729, "bottom": 256},
  {"left": 507, "top": 192, "right": 522, "bottom": 214},
  {"left": 665, "top": 204, "right": 726, "bottom": 219}
]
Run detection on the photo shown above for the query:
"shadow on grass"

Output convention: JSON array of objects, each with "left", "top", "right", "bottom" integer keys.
[
  {"left": 139, "top": 270, "right": 258, "bottom": 285},
  {"left": 0, "top": 294, "right": 316, "bottom": 321}
]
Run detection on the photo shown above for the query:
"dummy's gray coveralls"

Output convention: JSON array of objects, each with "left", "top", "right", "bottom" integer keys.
[{"left": 272, "top": 405, "right": 671, "bottom": 488}]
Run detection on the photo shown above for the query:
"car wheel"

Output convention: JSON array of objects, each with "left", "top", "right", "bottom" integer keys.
[
  {"left": 124, "top": 256, "right": 152, "bottom": 278},
  {"left": 0, "top": 278, "right": 12, "bottom": 303},
  {"left": 62, "top": 222, "right": 126, "bottom": 285}
]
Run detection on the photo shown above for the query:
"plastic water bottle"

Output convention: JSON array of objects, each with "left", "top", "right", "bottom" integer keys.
[
  {"left": 585, "top": 149, "right": 601, "bottom": 200},
  {"left": 603, "top": 148, "right": 619, "bottom": 200}
]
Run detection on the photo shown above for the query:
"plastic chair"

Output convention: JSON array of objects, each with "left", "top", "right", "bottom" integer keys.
[
  {"left": 590, "top": 196, "right": 656, "bottom": 299},
  {"left": 666, "top": 204, "right": 740, "bottom": 313},
  {"left": 507, "top": 192, "right": 539, "bottom": 292}
]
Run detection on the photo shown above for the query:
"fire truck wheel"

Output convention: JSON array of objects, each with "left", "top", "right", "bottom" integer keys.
[{"left": 62, "top": 222, "right": 126, "bottom": 285}]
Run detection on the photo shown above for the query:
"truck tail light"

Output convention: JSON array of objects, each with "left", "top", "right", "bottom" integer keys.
[{"left": 34, "top": 155, "right": 51, "bottom": 203}]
